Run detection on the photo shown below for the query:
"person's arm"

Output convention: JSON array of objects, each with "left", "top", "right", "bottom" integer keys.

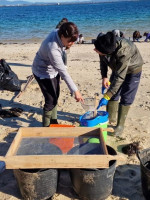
[
  {"left": 48, "top": 47, "right": 78, "bottom": 93},
  {"left": 100, "top": 55, "right": 108, "bottom": 79},
  {"left": 74, "top": 90, "right": 84, "bottom": 102},
  {"left": 48, "top": 47, "right": 84, "bottom": 102},
  {"left": 99, "top": 55, "right": 110, "bottom": 89},
  {"left": 96, "top": 56, "right": 110, "bottom": 108}
]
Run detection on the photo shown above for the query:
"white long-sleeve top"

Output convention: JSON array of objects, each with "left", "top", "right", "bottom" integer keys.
[{"left": 32, "top": 29, "right": 78, "bottom": 93}]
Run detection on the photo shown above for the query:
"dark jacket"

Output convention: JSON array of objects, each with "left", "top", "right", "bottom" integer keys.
[{"left": 100, "top": 37, "right": 143, "bottom": 98}]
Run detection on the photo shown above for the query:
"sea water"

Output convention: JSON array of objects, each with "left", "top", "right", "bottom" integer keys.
[{"left": 0, "top": 1, "right": 150, "bottom": 42}]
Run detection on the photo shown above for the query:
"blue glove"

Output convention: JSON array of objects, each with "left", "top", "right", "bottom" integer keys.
[
  {"left": 0, "top": 161, "right": 6, "bottom": 173},
  {"left": 101, "top": 86, "right": 105, "bottom": 95},
  {"left": 97, "top": 98, "right": 108, "bottom": 109}
]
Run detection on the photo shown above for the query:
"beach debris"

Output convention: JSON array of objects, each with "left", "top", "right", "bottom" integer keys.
[
  {"left": 13, "top": 74, "right": 34, "bottom": 101},
  {"left": 0, "top": 59, "right": 21, "bottom": 91},
  {"left": 27, "top": 112, "right": 36, "bottom": 118},
  {"left": 0, "top": 107, "right": 23, "bottom": 118},
  {"left": 122, "top": 142, "right": 140, "bottom": 156}
]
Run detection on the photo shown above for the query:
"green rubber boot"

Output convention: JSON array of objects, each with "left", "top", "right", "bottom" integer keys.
[
  {"left": 114, "top": 104, "right": 130, "bottom": 136},
  {"left": 50, "top": 105, "right": 58, "bottom": 124},
  {"left": 107, "top": 101, "right": 119, "bottom": 124},
  {"left": 42, "top": 110, "right": 52, "bottom": 127}
]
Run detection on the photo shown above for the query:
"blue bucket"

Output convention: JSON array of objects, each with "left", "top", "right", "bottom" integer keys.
[{"left": 79, "top": 111, "right": 108, "bottom": 127}]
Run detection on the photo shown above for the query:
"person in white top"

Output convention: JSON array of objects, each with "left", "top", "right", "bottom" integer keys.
[
  {"left": 77, "top": 34, "right": 85, "bottom": 44},
  {"left": 32, "top": 22, "right": 84, "bottom": 127},
  {"left": 112, "top": 29, "right": 124, "bottom": 38}
]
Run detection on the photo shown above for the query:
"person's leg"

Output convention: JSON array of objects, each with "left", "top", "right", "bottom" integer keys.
[
  {"left": 107, "top": 101, "right": 119, "bottom": 124},
  {"left": 114, "top": 105, "right": 130, "bottom": 136},
  {"left": 114, "top": 71, "right": 142, "bottom": 136},
  {"left": 50, "top": 75, "right": 60, "bottom": 124},
  {"left": 120, "top": 71, "right": 142, "bottom": 106},
  {"left": 34, "top": 74, "right": 60, "bottom": 126},
  {"left": 50, "top": 105, "right": 58, "bottom": 124},
  {"left": 42, "top": 110, "right": 52, "bottom": 127},
  {"left": 107, "top": 73, "right": 121, "bottom": 124}
]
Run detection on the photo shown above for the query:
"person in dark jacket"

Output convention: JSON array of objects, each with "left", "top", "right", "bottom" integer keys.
[
  {"left": 133, "top": 31, "right": 142, "bottom": 42},
  {"left": 94, "top": 32, "right": 143, "bottom": 136}
]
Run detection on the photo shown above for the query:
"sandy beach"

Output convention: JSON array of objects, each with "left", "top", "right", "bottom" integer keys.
[{"left": 0, "top": 41, "right": 150, "bottom": 200}]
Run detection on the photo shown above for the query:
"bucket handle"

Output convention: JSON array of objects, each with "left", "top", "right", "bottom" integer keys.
[
  {"left": 136, "top": 150, "right": 142, "bottom": 162},
  {"left": 101, "top": 127, "right": 114, "bottom": 132},
  {"left": 107, "top": 169, "right": 116, "bottom": 178},
  {"left": 137, "top": 148, "right": 150, "bottom": 166}
]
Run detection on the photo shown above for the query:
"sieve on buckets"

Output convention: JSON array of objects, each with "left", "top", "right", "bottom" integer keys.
[{"left": 81, "top": 94, "right": 99, "bottom": 119}]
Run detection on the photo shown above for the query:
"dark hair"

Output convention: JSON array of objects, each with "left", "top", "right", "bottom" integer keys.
[
  {"left": 56, "top": 18, "right": 68, "bottom": 29},
  {"left": 94, "top": 32, "right": 116, "bottom": 54},
  {"left": 62, "top": 18, "right": 68, "bottom": 22},
  {"left": 133, "top": 31, "right": 142, "bottom": 39},
  {"left": 143, "top": 32, "right": 148, "bottom": 36},
  {"left": 58, "top": 22, "right": 79, "bottom": 42}
]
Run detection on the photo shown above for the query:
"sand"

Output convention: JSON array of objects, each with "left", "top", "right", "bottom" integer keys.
[{"left": 0, "top": 41, "right": 150, "bottom": 200}]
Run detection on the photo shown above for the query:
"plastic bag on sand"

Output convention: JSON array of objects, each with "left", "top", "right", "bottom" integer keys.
[{"left": 0, "top": 59, "right": 21, "bottom": 91}]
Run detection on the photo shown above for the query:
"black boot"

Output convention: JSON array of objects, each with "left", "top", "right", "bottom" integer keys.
[
  {"left": 114, "top": 104, "right": 130, "bottom": 136},
  {"left": 107, "top": 101, "right": 119, "bottom": 124},
  {"left": 50, "top": 119, "right": 58, "bottom": 124}
]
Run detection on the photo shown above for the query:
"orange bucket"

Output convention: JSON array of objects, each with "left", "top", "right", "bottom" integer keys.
[
  {"left": 50, "top": 124, "right": 75, "bottom": 127},
  {"left": 49, "top": 124, "right": 75, "bottom": 153}
]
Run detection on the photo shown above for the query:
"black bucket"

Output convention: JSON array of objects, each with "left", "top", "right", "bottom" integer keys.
[
  {"left": 14, "top": 168, "right": 58, "bottom": 200},
  {"left": 13, "top": 138, "right": 62, "bottom": 199},
  {"left": 137, "top": 148, "right": 150, "bottom": 200},
  {"left": 69, "top": 145, "right": 117, "bottom": 200}
]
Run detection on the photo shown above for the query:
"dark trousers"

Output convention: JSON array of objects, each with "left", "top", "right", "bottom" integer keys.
[
  {"left": 34, "top": 74, "right": 60, "bottom": 111},
  {"left": 110, "top": 71, "right": 142, "bottom": 105}
]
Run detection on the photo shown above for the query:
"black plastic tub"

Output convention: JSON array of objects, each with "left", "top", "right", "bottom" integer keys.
[
  {"left": 14, "top": 168, "right": 58, "bottom": 200},
  {"left": 69, "top": 145, "right": 117, "bottom": 200},
  {"left": 137, "top": 148, "right": 150, "bottom": 200}
]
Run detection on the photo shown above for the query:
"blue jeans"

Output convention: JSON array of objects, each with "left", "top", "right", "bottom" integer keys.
[{"left": 110, "top": 71, "right": 142, "bottom": 105}]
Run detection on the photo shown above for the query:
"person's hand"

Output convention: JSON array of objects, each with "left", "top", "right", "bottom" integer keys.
[
  {"left": 102, "top": 78, "right": 110, "bottom": 89},
  {"left": 97, "top": 93, "right": 110, "bottom": 109},
  {"left": 102, "top": 81, "right": 111, "bottom": 94},
  {"left": 97, "top": 98, "right": 108, "bottom": 109},
  {"left": 74, "top": 90, "right": 84, "bottom": 103},
  {"left": 0, "top": 161, "right": 5, "bottom": 173}
]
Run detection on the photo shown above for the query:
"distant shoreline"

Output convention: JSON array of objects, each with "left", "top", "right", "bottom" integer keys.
[
  {"left": 0, "top": 37, "right": 96, "bottom": 44},
  {"left": 0, "top": 38, "right": 147, "bottom": 45},
  {"left": 0, "top": 38, "right": 43, "bottom": 44},
  {"left": 0, "top": 36, "right": 138, "bottom": 43},
  {"left": 0, "top": 1, "right": 136, "bottom": 8}
]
